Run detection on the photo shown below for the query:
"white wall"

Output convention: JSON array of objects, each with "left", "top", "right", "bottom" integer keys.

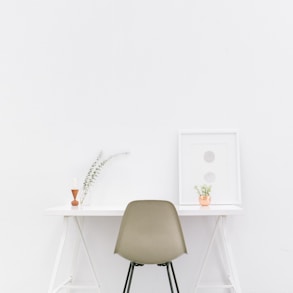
[{"left": 0, "top": 0, "right": 293, "bottom": 292}]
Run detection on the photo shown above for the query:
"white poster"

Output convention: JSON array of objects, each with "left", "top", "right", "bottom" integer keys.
[{"left": 178, "top": 130, "right": 241, "bottom": 205}]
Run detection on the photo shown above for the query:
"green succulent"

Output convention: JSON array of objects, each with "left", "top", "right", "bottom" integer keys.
[{"left": 194, "top": 184, "right": 212, "bottom": 196}]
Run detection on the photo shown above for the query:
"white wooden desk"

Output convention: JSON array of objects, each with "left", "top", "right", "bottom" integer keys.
[{"left": 46, "top": 204, "right": 243, "bottom": 293}]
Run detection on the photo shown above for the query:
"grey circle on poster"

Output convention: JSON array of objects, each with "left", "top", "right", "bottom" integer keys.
[
  {"left": 204, "top": 172, "right": 216, "bottom": 183},
  {"left": 204, "top": 151, "right": 215, "bottom": 163}
]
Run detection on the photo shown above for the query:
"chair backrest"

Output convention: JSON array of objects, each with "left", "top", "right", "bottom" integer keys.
[{"left": 114, "top": 200, "right": 187, "bottom": 264}]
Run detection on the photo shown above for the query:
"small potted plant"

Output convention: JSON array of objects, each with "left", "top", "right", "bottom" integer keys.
[{"left": 194, "top": 184, "right": 212, "bottom": 206}]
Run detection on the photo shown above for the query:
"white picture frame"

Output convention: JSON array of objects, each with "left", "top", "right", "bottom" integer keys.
[{"left": 178, "top": 130, "right": 241, "bottom": 205}]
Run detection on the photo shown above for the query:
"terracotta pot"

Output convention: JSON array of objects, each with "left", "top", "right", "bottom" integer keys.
[{"left": 199, "top": 195, "right": 211, "bottom": 206}]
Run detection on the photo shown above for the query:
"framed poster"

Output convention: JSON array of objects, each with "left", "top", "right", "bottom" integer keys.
[{"left": 178, "top": 130, "right": 241, "bottom": 205}]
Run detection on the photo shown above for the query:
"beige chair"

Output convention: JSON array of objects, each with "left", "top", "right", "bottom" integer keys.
[{"left": 114, "top": 200, "right": 187, "bottom": 292}]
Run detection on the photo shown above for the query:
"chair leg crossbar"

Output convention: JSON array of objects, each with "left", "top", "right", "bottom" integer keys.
[{"left": 123, "top": 261, "right": 180, "bottom": 293}]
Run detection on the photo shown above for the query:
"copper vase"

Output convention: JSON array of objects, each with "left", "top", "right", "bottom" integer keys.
[
  {"left": 199, "top": 195, "right": 211, "bottom": 206},
  {"left": 71, "top": 189, "right": 79, "bottom": 206}
]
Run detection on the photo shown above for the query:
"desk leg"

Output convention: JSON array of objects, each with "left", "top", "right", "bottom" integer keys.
[
  {"left": 220, "top": 216, "right": 242, "bottom": 293},
  {"left": 48, "top": 217, "right": 70, "bottom": 293},
  {"left": 66, "top": 217, "right": 84, "bottom": 293},
  {"left": 48, "top": 216, "right": 102, "bottom": 293},
  {"left": 194, "top": 216, "right": 221, "bottom": 292},
  {"left": 74, "top": 217, "right": 101, "bottom": 292},
  {"left": 194, "top": 216, "right": 241, "bottom": 293}
]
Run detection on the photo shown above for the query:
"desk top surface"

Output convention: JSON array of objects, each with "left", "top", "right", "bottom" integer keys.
[{"left": 45, "top": 204, "right": 243, "bottom": 216}]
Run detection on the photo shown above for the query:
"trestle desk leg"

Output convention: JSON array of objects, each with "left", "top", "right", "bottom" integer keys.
[
  {"left": 74, "top": 217, "right": 101, "bottom": 292},
  {"left": 220, "top": 216, "right": 242, "bottom": 293},
  {"left": 48, "top": 217, "right": 70, "bottom": 293},
  {"left": 194, "top": 216, "right": 242, "bottom": 293},
  {"left": 64, "top": 216, "right": 84, "bottom": 293},
  {"left": 194, "top": 216, "right": 221, "bottom": 292}
]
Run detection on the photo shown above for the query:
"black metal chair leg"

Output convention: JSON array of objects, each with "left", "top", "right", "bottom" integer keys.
[
  {"left": 170, "top": 262, "right": 180, "bottom": 293},
  {"left": 124, "top": 262, "right": 180, "bottom": 293},
  {"left": 166, "top": 262, "right": 175, "bottom": 293},
  {"left": 123, "top": 262, "right": 135, "bottom": 293},
  {"left": 123, "top": 262, "right": 132, "bottom": 293},
  {"left": 126, "top": 262, "right": 135, "bottom": 293}
]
